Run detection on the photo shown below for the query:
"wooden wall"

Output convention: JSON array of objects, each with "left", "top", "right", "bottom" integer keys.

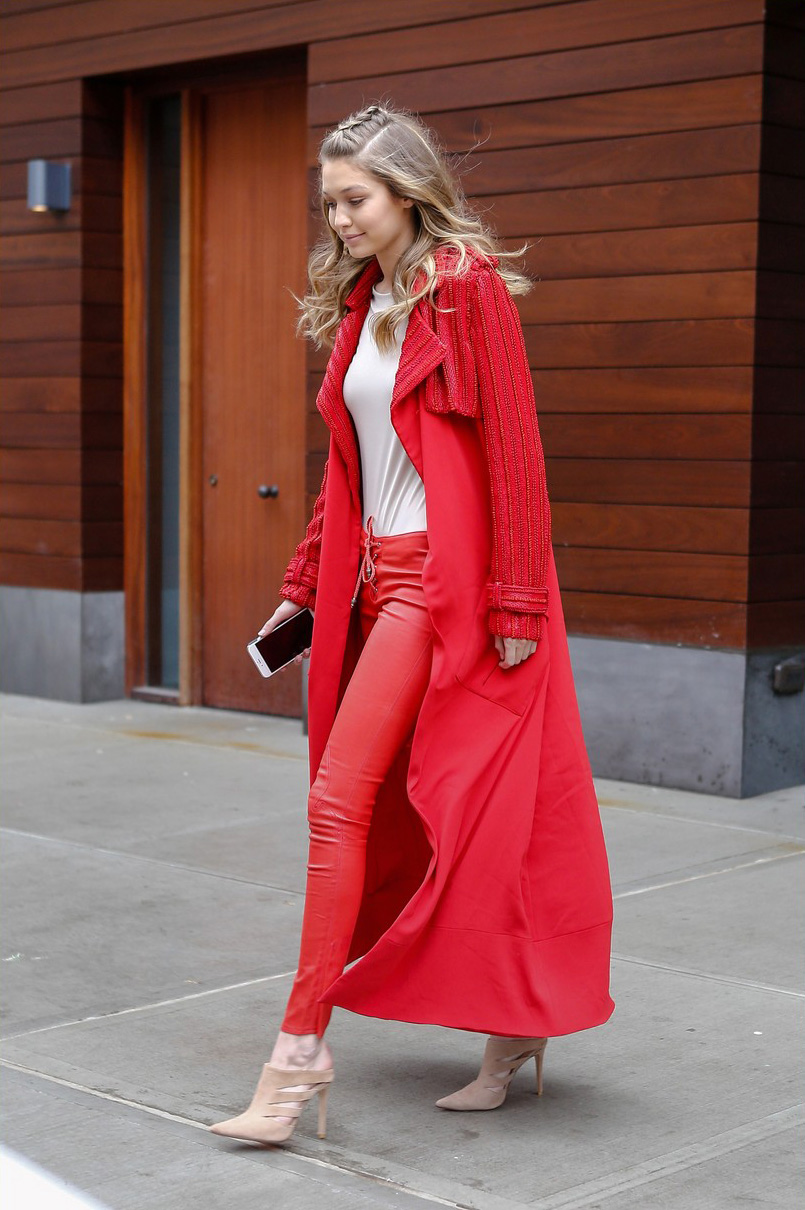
[
  {"left": 0, "top": 74, "right": 124, "bottom": 593},
  {"left": 1, "top": 0, "right": 802, "bottom": 649}
]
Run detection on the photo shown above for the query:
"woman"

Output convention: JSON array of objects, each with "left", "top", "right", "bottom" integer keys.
[{"left": 211, "top": 102, "right": 614, "bottom": 1145}]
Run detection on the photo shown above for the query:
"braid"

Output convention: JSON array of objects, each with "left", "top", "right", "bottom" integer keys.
[{"left": 334, "top": 103, "right": 386, "bottom": 134}]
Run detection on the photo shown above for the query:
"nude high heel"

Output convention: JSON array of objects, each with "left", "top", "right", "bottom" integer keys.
[
  {"left": 436, "top": 1036, "right": 547, "bottom": 1111},
  {"left": 209, "top": 1062, "right": 334, "bottom": 1144}
]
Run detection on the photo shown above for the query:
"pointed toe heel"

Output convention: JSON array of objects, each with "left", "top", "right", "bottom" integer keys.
[
  {"left": 209, "top": 1062, "right": 334, "bottom": 1145},
  {"left": 436, "top": 1036, "right": 548, "bottom": 1112}
]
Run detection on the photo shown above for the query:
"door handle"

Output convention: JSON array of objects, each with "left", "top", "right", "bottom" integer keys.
[{"left": 257, "top": 484, "right": 279, "bottom": 498}]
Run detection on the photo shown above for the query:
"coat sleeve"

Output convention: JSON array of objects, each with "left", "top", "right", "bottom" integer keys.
[
  {"left": 470, "top": 265, "right": 552, "bottom": 642},
  {"left": 279, "top": 458, "right": 329, "bottom": 610}
]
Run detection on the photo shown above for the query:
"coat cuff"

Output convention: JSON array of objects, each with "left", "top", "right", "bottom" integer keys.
[
  {"left": 279, "top": 581, "right": 316, "bottom": 609},
  {"left": 487, "top": 582, "right": 549, "bottom": 614},
  {"left": 487, "top": 582, "right": 548, "bottom": 641},
  {"left": 488, "top": 609, "right": 543, "bottom": 642},
  {"left": 280, "top": 555, "right": 318, "bottom": 609}
]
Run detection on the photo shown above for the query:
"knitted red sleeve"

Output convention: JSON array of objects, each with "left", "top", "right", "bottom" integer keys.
[
  {"left": 279, "top": 458, "right": 329, "bottom": 609},
  {"left": 470, "top": 266, "right": 552, "bottom": 641}
]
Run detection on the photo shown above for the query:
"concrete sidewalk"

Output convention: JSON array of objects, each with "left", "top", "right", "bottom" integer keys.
[{"left": 1, "top": 692, "right": 802, "bottom": 1209}]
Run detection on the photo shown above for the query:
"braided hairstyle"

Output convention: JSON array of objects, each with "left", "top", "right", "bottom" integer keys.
[
  {"left": 331, "top": 102, "right": 385, "bottom": 134},
  {"left": 295, "top": 100, "right": 531, "bottom": 352}
]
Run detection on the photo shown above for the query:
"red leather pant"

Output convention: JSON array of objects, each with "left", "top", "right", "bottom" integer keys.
[{"left": 281, "top": 523, "right": 432, "bottom": 1036}]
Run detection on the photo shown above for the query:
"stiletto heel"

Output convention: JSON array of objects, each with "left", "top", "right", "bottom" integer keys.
[
  {"left": 436, "top": 1036, "right": 548, "bottom": 1112},
  {"left": 317, "top": 1082, "right": 329, "bottom": 1138},
  {"left": 209, "top": 1063, "right": 334, "bottom": 1145}
]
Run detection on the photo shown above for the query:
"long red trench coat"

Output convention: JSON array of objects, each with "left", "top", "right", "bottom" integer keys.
[{"left": 280, "top": 248, "right": 614, "bottom": 1037}]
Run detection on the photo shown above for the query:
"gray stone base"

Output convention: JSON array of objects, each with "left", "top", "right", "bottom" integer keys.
[
  {"left": 0, "top": 587, "right": 124, "bottom": 703},
  {"left": 1, "top": 588, "right": 800, "bottom": 795},
  {"left": 569, "top": 636, "right": 805, "bottom": 798}
]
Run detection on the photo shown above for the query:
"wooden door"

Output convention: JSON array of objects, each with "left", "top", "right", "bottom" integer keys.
[{"left": 199, "top": 72, "right": 307, "bottom": 714}]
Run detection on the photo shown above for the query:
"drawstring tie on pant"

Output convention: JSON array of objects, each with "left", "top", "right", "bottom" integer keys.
[{"left": 351, "top": 516, "right": 381, "bottom": 608}]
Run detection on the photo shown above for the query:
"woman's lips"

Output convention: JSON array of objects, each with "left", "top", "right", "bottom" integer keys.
[{"left": 343, "top": 233, "right": 364, "bottom": 242}]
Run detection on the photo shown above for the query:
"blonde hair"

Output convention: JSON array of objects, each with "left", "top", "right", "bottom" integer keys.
[{"left": 295, "top": 101, "right": 532, "bottom": 353}]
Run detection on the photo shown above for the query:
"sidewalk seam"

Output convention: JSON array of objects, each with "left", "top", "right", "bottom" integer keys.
[{"left": 2, "top": 1061, "right": 801, "bottom": 1210}]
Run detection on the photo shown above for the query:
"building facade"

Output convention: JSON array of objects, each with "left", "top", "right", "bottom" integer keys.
[{"left": 1, "top": 0, "right": 803, "bottom": 795}]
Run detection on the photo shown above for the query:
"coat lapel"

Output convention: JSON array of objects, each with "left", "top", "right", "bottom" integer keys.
[{"left": 315, "top": 258, "right": 448, "bottom": 509}]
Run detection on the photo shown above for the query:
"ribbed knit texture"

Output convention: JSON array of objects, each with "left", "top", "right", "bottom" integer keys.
[
  {"left": 281, "top": 252, "right": 551, "bottom": 640},
  {"left": 470, "top": 264, "right": 551, "bottom": 641}
]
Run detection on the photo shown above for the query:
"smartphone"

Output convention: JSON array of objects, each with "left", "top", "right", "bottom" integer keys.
[{"left": 247, "top": 608, "right": 314, "bottom": 678}]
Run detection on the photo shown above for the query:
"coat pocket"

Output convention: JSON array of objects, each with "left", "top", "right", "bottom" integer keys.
[{"left": 454, "top": 586, "right": 545, "bottom": 717}]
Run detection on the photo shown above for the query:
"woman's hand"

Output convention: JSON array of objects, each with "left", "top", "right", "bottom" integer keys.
[
  {"left": 258, "top": 599, "right": 314, "bottom": 667},
  {"left": 494, "top": 635, "right": 537, "bottom": 669}
]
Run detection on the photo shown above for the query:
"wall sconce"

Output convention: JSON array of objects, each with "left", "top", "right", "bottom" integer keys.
[{"left": 27, "top": 160, "right": 72, "bottom": 213}]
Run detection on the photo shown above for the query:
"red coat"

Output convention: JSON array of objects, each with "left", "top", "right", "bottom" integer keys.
[{"left": 280, "top": 247, "right": 614, "bottom": 1037}]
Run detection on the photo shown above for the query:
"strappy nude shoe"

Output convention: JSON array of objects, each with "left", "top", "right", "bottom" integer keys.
[
  {"left": 436, "top": 1036, "right": 547, "bottom": 1111},
  {"left": 209, "top": 1062, "right": 334, "bottom": 1144}
]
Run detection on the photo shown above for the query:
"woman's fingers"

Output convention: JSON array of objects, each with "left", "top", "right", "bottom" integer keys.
[
  {"left": 497, "top": 636, "right": 538, "bottom": 669},
  {"left": 258, "top": 599, "right": 306, "bottom": 638}
]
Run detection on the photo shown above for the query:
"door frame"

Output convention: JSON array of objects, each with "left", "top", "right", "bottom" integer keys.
[
  {"left": 123, "top": 82, "right": 202, "bottom": 704},
  {"left": 122, "top": 53, "right": 306, "bottom": 705}
]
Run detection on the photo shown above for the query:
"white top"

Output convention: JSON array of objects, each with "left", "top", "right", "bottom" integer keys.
[{"left": 342, "top": 285, "right": 428, "bottom": 535}]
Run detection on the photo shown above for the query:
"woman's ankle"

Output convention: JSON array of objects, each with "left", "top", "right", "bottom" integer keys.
[{"left": 271, "top": 1029, "right": 331, "bottom": 1068}]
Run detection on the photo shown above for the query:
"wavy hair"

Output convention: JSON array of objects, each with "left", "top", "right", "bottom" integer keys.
[{"left": 295, "top": 101, "right": 532, "bottom": 353}]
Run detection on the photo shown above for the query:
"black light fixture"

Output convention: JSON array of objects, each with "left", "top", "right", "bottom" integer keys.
[{"left": 27, "top": 159, "right": 71, "bottom": 213}]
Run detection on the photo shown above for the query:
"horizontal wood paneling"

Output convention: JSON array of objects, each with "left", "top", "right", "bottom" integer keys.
[
  {"left": 524, "top": 320, "right": 755, "bottom": 368},
  {"left": 559, "top": 592, "right": 747, "bottom": 646},
  {"left": 0, "top": 232, "right": 122, "bottom": 270},
  {"left": 0, "top": 303, "right": 122, "bottom": 342},
  {"left": 0, "top": 0, "right": 552, "bottom": 87},
  {"left": 0, "top": 482, "right": 121, "bottom": 519},
  {"left": 0, "top": 114, "right": 121, "bottom": 161},
  {"left": 0, "top": 268, "right": 122, "bottom": 305},
  {"left": 545, "top": 459, "right": 751, "bottom": 507},
  {"left": 0, "top": 341, "right": 122, "bottom": 377},
  {"left": 521, "top": 271, "right": 756, "bottom": 322},
  {"left": 539, "top": 415, "right": 752, "bottom": 460},
  {"left": 0, "top": 377, "right": 121, "bottom": 411},
  {"left": 3, "top": 517, "right": 121, "bottom": 556},
  {"left": 309, "top": 26, "right": 765, "bottom": 123},
  {"left": 520, "top": 226, "right": 759, "bottom": 281},
  {"left": 533, "top": 368, "right": 755, "bottom": 413},
  {"left": 0, "top": 194, "right": 121, "bottom": 235},
  {"left": 309, "top": 0, "right": 763, "bottom": 83},
  {"left": 0, "top": 448, "right": 122, "bottom": 483},
  {"left": 747, "top": 600, "right": 805, "bottom": 648},
  {"left": 419, "top": 222, "right": 762, "bottom": 280},
  {"left": 0, "top": 0, "right": 800, "bottom": 648},
  {"left": 0, "top": 411, "right": 121, "bottom": 448},
  {"left": 0, "top": 157, "right": 122, "bottom": 202},
  {"left": 444, "top": 127, "right": 762, "bottom": 196},
  {"left": 552, "top": 503, "right": 749, "bottom": 555},
  {"left": 0, "top": 552, "right": 122, "bottom": 591},
  {"left": 554, "top": 548, "right": 749, "bottom": 601},
  {"left": 399, "top": 77, "right": 767, "bottom": 152},
  {"left": 0, "top": 377, "right": 81, "bottom": 411},
  {"left": 482, "top": 175, "right": 769, "bottom": 236},
  {"left": 0, "top": 78, "right": 84, "bottom": 125}
]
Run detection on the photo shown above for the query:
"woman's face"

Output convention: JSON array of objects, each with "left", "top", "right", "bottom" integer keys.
[{"left": 321, "top": 159, "right": 414, "bottom": 265}]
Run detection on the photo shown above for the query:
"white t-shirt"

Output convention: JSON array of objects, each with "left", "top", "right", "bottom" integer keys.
[{"left": 342, "top": 285, "right": 428, "bottom": 535}]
